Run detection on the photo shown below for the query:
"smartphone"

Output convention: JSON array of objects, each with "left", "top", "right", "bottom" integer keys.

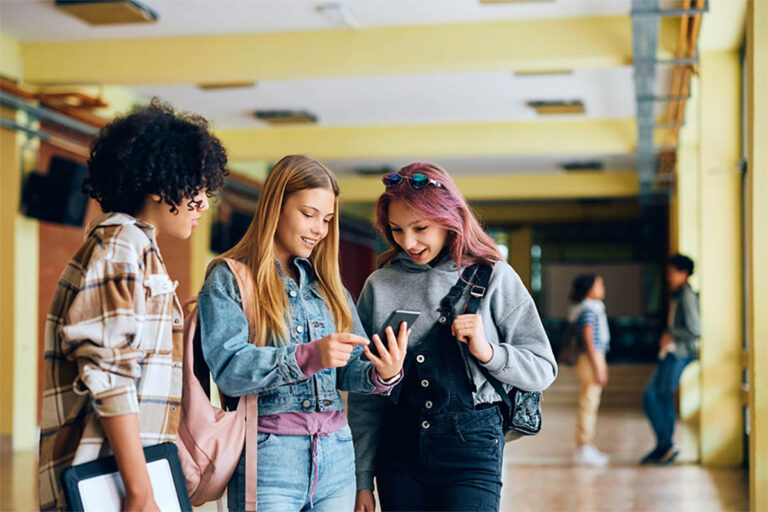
[{"left": 369, "top": 309, "right": 420, "bottom": 356}]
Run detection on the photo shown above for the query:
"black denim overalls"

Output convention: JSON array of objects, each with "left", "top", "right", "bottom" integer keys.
[{"left": 376, "top": 267, "right": 504, "bottom": 511}]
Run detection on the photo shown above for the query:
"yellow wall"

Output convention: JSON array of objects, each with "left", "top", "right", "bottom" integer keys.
[
  {"left": 508, "top": 227, "right": 532, "bottom": 291},
  {"left": 0, "top": 106, "right": 19, "bottom": 438},
  {"left": 697, "top": 51, "right": 744, "bottom": 466},
  {"left": 746, "top": 2, "right": 768, "bottom": 509},
  {"left": 0, "top": 32, "right": 40, "bottom": 451},
  {"left": 673, "top": 50, "right": 744, "bottom": 465},
  {"left": 675, "top": 80, "right": 702, "bottom": 424},
  {"left": 1, "top": 31, "right": 22, "bottom": 75}
]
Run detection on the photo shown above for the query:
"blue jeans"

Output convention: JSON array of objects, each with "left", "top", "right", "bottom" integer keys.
[
  {"left": 227, "top": 425, "right": 357, "bottom": 512},
  {"left": 642, "top": 353, "right": 693, "bottom": 449}
]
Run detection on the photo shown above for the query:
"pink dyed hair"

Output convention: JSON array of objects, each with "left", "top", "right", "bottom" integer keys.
[{"left": 375, "top": 162, "right": 503, "bottom": 270}]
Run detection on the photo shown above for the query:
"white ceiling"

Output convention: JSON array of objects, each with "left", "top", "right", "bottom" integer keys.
[
  {"left": 132, "top": 68, "right": 621, "bottom": 128},
  {"left": 0, "top": 0, "right": 631, "bottom": 42},
  {"left": 131, "top": 66, "right": 674, "bottom": 129},
  {"left": 0, "top": 0, "right": 684, "bottom": 178}
]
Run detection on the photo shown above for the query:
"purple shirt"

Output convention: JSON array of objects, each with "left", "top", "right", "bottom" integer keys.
[{"left": 257, "top": 339, "right": 402, "bottom": 435}]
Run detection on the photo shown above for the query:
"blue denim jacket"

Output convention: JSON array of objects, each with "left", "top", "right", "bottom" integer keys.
[{"left": 197, "top": 258, "right": 378, "bottom": 416}]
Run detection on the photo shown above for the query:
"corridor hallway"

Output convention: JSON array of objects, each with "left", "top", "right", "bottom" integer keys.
[
  {"left": 0, "top": 364, "right": 749, "bottom": 511},
  {"left": 498, "top": 364, "right": 748, "bottom": 511}
]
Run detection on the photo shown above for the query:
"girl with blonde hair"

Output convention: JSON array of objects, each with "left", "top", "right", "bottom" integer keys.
[{"left": 197, "top": 155, "right": 407, "bottom": 511}]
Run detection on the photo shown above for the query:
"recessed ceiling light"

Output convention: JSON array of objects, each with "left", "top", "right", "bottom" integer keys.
[
  {"left": 55, "top": 0, "right": 157, "bottom": 25},
  {"left": 480, "top": 0, "right": 554, "bottom": 4},
  {"left": 561, "top": 160, "right": 605, "bottom": 171},
  {"left": 514, "top": 70, "right": 573, "bottom": 77},
  {"left": 254, "top": 110, "right": 318, "bottom": 125},
  {"left": 316, "top": 3, "right": 360, "bottom": 29},
  {"left": 197, "top": 82, "right": 257, "bottom": 91},
  {"left": 526, "top": 100, "right": 585, "bottom": 115}
]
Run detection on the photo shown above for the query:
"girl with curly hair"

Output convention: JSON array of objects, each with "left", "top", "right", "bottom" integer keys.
[
  {"left": 39, "top": 99, "right": 229, "bottom": 511},
  {"left": 348, "top": 162, "right": 557, "bottom": 512},
  {"left": 196, "top": 155, "right": 408, "bottom": 511}
]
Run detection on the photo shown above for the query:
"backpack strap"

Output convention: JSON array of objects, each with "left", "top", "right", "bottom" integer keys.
[
  {"left": 439, "top": 263, "right": 488, "bottom": 394},
  {"left": 438, "top": 265, "right": 477, "bottom": 318},
  {"left": 243, "top": 393, "right": 258, "bottom": 511},
  {"left": 212, "top": 257, "right": 260, "bottom": 510},
  {"left": 463, "top": 264, "right": 492, "bottom": 316},
  {"left": 460, "top": 264, "right": 513, "bottom": 410},
  {"left": 221, "top": 258, "right": 260, "bottom": 346}
]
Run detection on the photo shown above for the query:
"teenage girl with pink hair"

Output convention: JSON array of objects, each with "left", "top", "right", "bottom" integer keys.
[{"left": 349, "top": 162, "right": 558, "bottom": 511}]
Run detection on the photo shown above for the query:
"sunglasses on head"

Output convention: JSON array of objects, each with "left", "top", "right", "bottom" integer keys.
[{"left": 382, "top": 172, "right": 446, "bottom": 190}]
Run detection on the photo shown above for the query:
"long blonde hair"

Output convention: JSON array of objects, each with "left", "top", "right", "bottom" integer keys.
[{"left": 220, "top": 155, "right": 352, "bottom": 346}]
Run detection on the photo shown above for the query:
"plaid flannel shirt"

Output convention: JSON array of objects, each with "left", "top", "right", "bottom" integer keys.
[{"left": 38, "top": 213, "right": 184, "bottom": 511}]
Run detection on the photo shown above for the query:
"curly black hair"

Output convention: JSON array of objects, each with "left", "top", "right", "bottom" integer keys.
[{"left": 84, "top": 98, "right": 229, "bottom": 216}]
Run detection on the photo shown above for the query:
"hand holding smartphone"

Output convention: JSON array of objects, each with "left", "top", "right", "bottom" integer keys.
[{"left": 369, "top": 309, "right": 420, "bottom": 357}]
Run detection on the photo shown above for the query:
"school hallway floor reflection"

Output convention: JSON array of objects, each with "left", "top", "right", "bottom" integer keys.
[
  {"left": 499, "top": 404, "right": 746, "bottom": 511},
  {"left": 0, "top": 366, "right": 748, "bottom": 511},
  {"left": 498, "top": 363, "right": 747, "bottom": 512}
]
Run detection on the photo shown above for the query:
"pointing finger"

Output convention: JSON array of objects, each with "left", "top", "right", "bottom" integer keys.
[{"left": 337, "top": 333, "right": 370, "bottom": 345}]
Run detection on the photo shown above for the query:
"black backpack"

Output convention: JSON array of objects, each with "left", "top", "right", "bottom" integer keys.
[
  {"left": 558, "top": 322, "right": 581, "bottom": 366},
  {"left": 458, "top": 264, "right": 543, "bottom": 441}
]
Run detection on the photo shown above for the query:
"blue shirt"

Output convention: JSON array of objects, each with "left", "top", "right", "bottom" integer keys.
[{"left": 575, "top": 301, "right": 610, "bottom": 353}]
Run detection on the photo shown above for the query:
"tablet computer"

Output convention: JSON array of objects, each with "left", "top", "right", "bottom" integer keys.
[{"left": 60, "top": 442, "right": 191, "bottom": 512}]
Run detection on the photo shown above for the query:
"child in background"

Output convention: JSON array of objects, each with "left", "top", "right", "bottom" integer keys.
[
  {"left": 567, "top": 274, "right": 611, "bottom": 467},
  {"left": 641, "top": 254, "right": 700, "bottom": 465}
]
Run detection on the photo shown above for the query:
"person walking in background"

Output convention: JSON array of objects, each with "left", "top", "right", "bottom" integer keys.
[
  {"left": 641, "top": 254, "right": 700, "bottom": 465},
  {"left": 38, "top": 100, "right": 229, "bottom": 511},
  {"left": 567, "top": 274, "right": 611, "bottom": 467}
]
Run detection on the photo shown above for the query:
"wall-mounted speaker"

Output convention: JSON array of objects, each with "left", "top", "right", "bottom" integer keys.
[
  {"left": 210, "top": 209, "right": 253, "bottom": 254},
  {"left": 22, "top": 156, "right": 89, "bottom": 227}
]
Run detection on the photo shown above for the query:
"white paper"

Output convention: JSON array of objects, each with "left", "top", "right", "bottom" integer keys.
[{"left": 77, "top": 459, "right": 182, "bottom": 512}]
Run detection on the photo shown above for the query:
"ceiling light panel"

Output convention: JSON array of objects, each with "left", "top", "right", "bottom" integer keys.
[{"left": 55, "top": 0, "right": 157, "bottom": 26}]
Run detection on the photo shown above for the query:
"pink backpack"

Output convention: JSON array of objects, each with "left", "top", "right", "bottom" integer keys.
[{"left": 175, "top": 258, "right": 259, "bottom": 510}]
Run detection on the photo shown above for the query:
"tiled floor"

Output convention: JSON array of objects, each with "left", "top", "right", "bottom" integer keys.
[
  {"left": 500, "top": 404, "right": 746, "bottom": 512},
  {"left": 1, "top": 365, "right": 748, "bottom": 511}
]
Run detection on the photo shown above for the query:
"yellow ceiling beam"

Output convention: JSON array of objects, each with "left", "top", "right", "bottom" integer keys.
[
  {"left": 21, "top": 16, "right": 675, "bottom": 85},
  {"left": 1, "top": 31, "right": 22, "bottom": 80},
  {"left": 343, "top": 199, "right": 642, "bottom": 225},
  {"left": 218, "top": 118, "right": 636, "bottom": 161},
  {"left": 474, "top": 200, "right": 641, "bottom": 224},
  {"left": 337, "top": 171, "right": 639, "bottom": 202}
]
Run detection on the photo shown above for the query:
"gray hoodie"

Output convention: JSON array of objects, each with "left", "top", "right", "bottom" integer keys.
[
  {"left": 348, "top": 252, "right": 557, "bottom": 490},
  {"left": 668, "top": 283, "right": 700, "bottom": 358}
]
